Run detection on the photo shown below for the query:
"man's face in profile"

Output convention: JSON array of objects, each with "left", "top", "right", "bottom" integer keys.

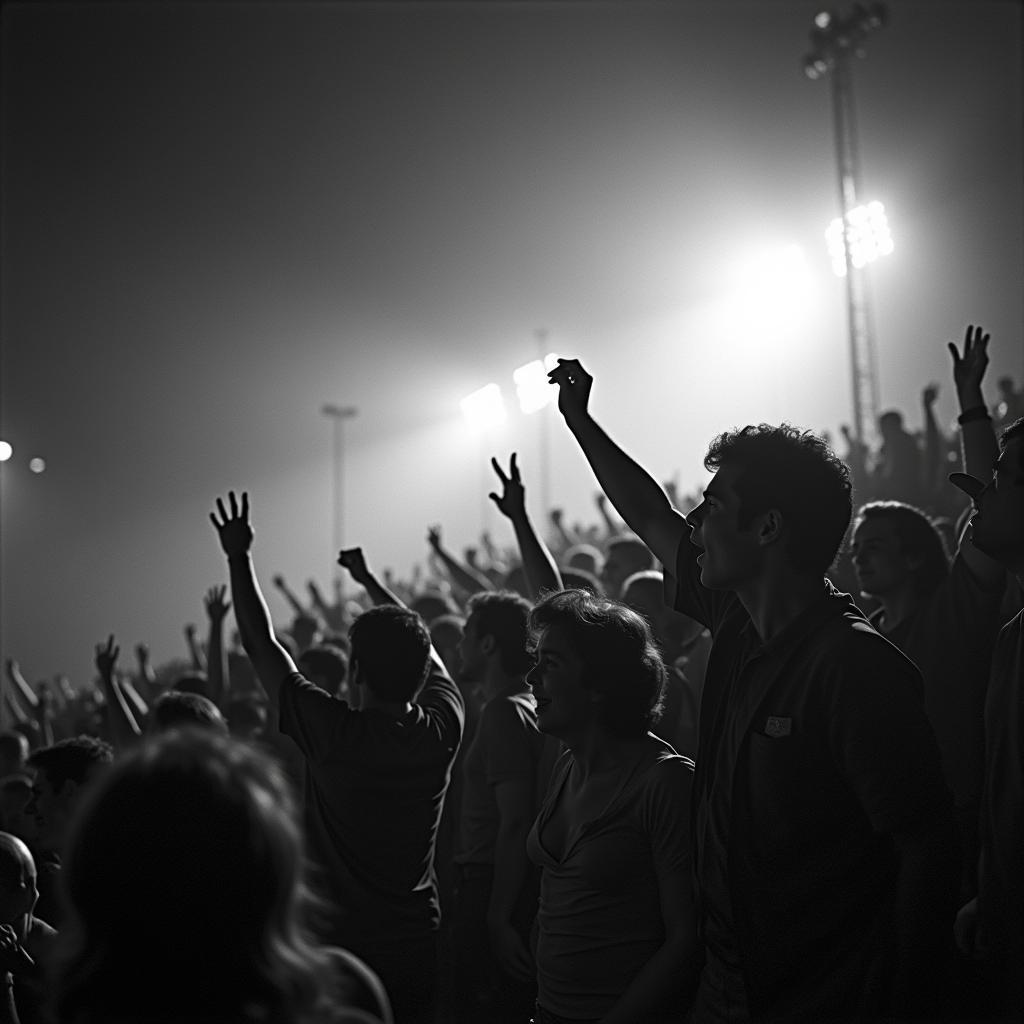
[{"left": 686, "top": 464, "right": 763, "bottom": 590}]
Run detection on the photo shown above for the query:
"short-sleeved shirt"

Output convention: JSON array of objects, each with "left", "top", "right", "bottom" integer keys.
[
  {"left": 278, "top": 665, "right": 463, "bottom": 947},
  {"left": 456, "top": 689, "right": 560, "bottom": 866},
  {"left": 869, "top": 550, "right": 1004, "bottom": 810},
  {"left": 666, "top": 533, "right": 953, "bottom": 1018},
  {"left": 526, "top": 737, "right": 694, "bottom": 1020}
]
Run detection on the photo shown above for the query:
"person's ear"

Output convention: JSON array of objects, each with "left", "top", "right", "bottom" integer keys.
[
  {"left": 758, "top": 509, "right": 784, "bottom": 546},
  {"left": 480, "top": 633, "right": 497, "bottom": 658}
]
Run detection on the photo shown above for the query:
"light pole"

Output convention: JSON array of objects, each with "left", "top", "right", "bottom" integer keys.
[
  {"left": 804, "top": 2, "right": 887, "bottom": 447},
  {"left": 320, "top": 404, "right": 358, "bottom": 598}
]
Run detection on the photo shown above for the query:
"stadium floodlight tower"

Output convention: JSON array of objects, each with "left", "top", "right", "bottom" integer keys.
[
  {"left": 803, "top": 2, "right": 887, "bottom": 448},
  {"left": 321, "top": 404, "right": 358, "bottom": 595}
]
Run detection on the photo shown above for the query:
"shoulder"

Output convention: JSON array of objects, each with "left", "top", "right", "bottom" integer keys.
[{"left": 481, "top": 691, "right": 536, "bottom": 730}]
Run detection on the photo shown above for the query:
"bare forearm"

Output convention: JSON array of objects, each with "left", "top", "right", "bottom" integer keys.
[
  {"left": 565, "top": 412, "right": 678, "bottom": 558},
  {"left": 4, "top": 666, "right": 37, "bottom": 712},
  {"left": 435, "top": 547, "right": 492, "bottom": 596},
  {"left": 99, "top": 674, "right": 142, "bottom": 746},
  {"left": 206, "top": 619, "right": 228, "bottom": 709},
  {"left": 956, "top": 384, "right": 999, "bottom": 479},
  {"left": 509, "top": 513, "right": 562, "bottom": 598},
  {"left": 488, "top": 820, "right": 531, "bottom": 927},
  {"left": 228, "top": 555, "right": 292, "bottom": 702}
]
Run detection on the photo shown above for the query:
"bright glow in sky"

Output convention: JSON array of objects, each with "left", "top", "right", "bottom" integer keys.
[
  {"left": 1, "top": 1, "right": 1021, "bottom": 682},
  {"left": 826, "top": 202, "right": 895, "bottom": 276}
]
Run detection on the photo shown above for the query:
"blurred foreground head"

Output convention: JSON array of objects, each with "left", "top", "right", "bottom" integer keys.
[{"left": 56, "top": 730, "right": 344, "bottom": 1024}]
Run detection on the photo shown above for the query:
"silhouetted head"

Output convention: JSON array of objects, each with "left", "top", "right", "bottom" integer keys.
[
  {"left": 149, "top": 691, "right": 228, "bottom": 735},
  {"left": 0, "top": 832, "right": 37, "bottom": 925},
  {"left": 600, "top": 536, "right": 655, "bottom": 598},
  {"left": 27, "top": 737, "right": 113, "bottom": 855},
  {"left": 878, "top": 410, "right": 904, "bottom": 438},
  {"left": 56, "top": 730, "right": 340, "bottom": 1024},
  {"left": 348, "top": 605, "right": 431, "bottom": 702},
  {"left": 687, "top": 423, "right": 852, "bottom": 583},
  {"left": 459, "top": 591, "right": 533, "bottom": 680},
  {"left": 297, "top": 643, "right": 349, "bottom": 697},
  {"left": 563, "top": 543, "right": 603, "bottom": 578},
  {"left": 0, "top": 732, "right": 29, "bottom": 779}
]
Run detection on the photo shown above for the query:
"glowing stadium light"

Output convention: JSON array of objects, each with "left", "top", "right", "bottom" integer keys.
[
  {"left": 826, "top": 201, "right": 894, "bottom": 277},
  {"left": 29, "top": 458, "right": 46, "bottom": 474},
  {"left": 460, "top": 383, "right": 507, "bottom": 431},
  {"left": 0, "top": 441, "right": 11, "bottom": 462},
  {"left": 513, "top": 353, "right": 560, "bottom": 414}
]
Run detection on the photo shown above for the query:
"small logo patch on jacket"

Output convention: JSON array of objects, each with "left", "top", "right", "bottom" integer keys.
[{"left": 764, "top": 716, "right": 792, "bottom": 738}]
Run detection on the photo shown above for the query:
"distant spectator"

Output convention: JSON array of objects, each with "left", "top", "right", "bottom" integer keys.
[{"left": 148, "top": 691, "right": 228, "bottom": 735}]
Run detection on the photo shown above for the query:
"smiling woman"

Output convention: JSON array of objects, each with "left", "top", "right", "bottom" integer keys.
[{"left": 524, "top": 590, "right": 698, "bottom": 1024}]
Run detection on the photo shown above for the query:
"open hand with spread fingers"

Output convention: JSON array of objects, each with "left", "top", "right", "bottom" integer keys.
[{"left": 210, "top": 491, "right": 254, "bottom": 559}]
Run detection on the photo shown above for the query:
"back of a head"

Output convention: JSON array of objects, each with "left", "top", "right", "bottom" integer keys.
[
  {"left": 297, "top": 643, "right": 350, "bottom": 693},
  {"left": 466, "top": 591, "right": 533, "bottom": 675},
  {"left": 411, "top": 592, "right": 456, "bottom": 624},
  {"left": 563, "top": 543, "right": 603, "bottom": 577},
  {"left": 704, "top": 423, "right": 853, "bottom": 576},
  {"left": 0, "top": 732, "right": 29, "bottom": 777},
  {"left": 58, "top": 730, "right": 333, "bottom": 1022},
  {"left": 559, "top": 567, "right": 603, "bottom": 596},
  {"left": 529, "top": 589, "right": 666, "bottom": 738},
  {"left": 171, "top": 672, "right": 210, "bottom": 699},
  {"left": 0, "top": 831, "right": 36, "bottom": 929},
  {"left": 149, "top": 691, "right": 228, "bottom": 735},
  {"left": 349, "top": 605, "right": 432, "bottom": 702},
  {"left": 856, "top": 501, "right": 951, "bottom": 596}
]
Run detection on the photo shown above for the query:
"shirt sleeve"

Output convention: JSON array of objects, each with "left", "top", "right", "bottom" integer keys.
[
  {"left": 481, "top": 696, "right": 537, "bottom": 787},
  {"left": 415, "top": 665, "right": 465, "bottom": 749},
  {"left": 639, "top": 754, "right": 695, "bottom": 878},
  {"left": 278, "top": 671, "right": 353, "bottom": 763}
]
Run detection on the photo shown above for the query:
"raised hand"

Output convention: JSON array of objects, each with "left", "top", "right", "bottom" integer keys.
[
  {"left": 948, "top": 324, "right": 990, "bottom": 400},
  {"left": 549, "top": 507, "right": 564, "bottom": 527},
  {"left": 272, "top": 574, "right": 286, "bottom": 589},
  {"left": 547, "top": 357, "right": 594, "bottom": 422},
  {"left": 204, "top": 584, "right": 231, "bottom": 622},
  {"left": 922, "top": 382, "right": 939, "bottom": 407},
  {"left": 338, "top": 547, "right": 372, "bottom": 586},
  {"left": 210, "top": 491, "right": 254, "bottom": 558},
  {"left": 427, "top": 525, "right": 443, "bottom": 551},
  {"left": 489, "top": 453, "right": 527, "bottom": 521},
  {"left": 135, "top": 643, "right": 150, "bottom": 667},
  {"left": 95, "top": 635, "right": 119, "bottom": 679}
]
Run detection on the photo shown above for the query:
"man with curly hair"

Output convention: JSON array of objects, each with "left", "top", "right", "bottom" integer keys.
[{"left": 548, "top": 357, "right": 957, "bottom": 1022}]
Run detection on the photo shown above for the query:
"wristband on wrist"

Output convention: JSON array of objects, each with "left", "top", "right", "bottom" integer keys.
[{"left": 957, "top": 405, "right": 991, "bottom": 425}]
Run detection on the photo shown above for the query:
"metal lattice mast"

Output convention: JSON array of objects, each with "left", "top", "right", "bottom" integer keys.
[{"left": 804, "top": 3, "right": 887, "bottom": 446}]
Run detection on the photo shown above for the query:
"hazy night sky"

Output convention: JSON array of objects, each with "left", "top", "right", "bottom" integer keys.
[{"left": 2, "top": 0, "right": 1021, "bottom": 684}]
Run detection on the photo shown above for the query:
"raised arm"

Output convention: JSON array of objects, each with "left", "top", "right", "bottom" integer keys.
[
  {"left": 547, "top": 507, "right": 575, "bottom": 553},
  {"left": 338, "top": 547, "right": 405, "bottom": 609},
  {"left": 339, "top": 547, "right": 450, "bottom": 678},
  {"left": 95, "top": 635, "right": 142, "bottom": 747},
  {"left": 948, "top": 325, "right": 1004, "bottom": 586},
  {"left": 547, "top": 359, "right": 688, "bottom": 569},
  {"left": 489, "top": 453, "right": 562, "bottom": 598},
  {"left": 271, "top": 573, "right": 308, "bottom": 619},
  {"left": 183, "top": 623, "right": 206, "bottom": 673},
  {"left": 203, "top": 585, "right": 231, "bottom": 709},
  {"left": 210, "top": 492, "right": 297, "bottom": 703},
  {"left": 3, "top": 662, "right": 38, "bottom": 715},
  {"left": 427, "top": 525, "right": 493, "bottom": 597},
  {"left": 133, "top": 643, "right": 158, "bottom": 701}
]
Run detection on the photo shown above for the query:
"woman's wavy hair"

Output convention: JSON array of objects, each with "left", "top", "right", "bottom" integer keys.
[
  {"left": 55, "top": 729, "right": 341, "bottom": 1023},
  {"left": 529, "top": 589, "right": 666, "bottom": 738}
]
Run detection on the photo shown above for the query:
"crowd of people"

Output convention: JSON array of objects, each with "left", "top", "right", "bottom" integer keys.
[{"left": 0, "top": 324, "right": 1022, "bottom": 1023}]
